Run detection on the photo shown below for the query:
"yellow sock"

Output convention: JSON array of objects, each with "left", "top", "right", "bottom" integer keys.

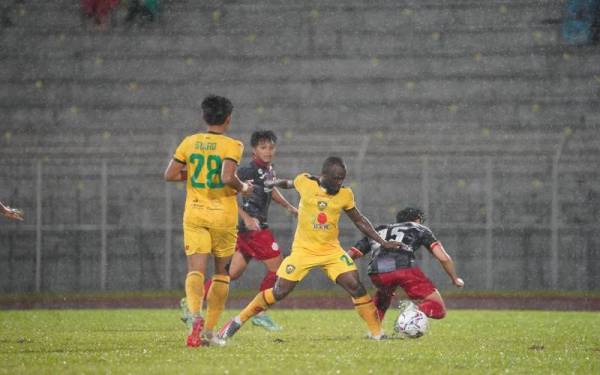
[
  {"left": 352, "top": 295, "right": 382, "bottom": 337},
  {"left": 239, "top": 288, "right": 276, "bottom": 323},
  {"left": 205, "top": 274, "right": 230, "bottom": 331},
  {"left": 185, "top": 271, "right": 205, "bottom": 315}
]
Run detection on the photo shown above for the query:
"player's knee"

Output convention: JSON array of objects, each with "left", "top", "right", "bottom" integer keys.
[
  {"left": 347, "top": 282, "right": 367, "bottom": 298},
  {"left": 420, "top": 299, "right": 446, "bottom": 319},
  {"left": 273, "top": 281, "right": 294, "bottom": 301},
  {"left": 436, "top": 308, "right": 447, "bottom": 319},
  {"left": 272, "top": 286, "right": 290, "bottom": 301}
]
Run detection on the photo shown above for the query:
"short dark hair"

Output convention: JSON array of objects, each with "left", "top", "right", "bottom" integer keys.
[
  {"left": 201, "top": 95, "right": 233, "bottom": 125},
  {"left": 250, "top": 130, "right": 277, "bottom": 147},
  {"left": 396, "top": 207, "right": 425, "bottom": 223},
  {"left": 322, "top": 156, "right": 346, "bottom": 174}
]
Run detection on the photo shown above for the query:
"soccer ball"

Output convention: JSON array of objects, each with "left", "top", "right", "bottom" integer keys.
[{"left": 394, "top": 309, "right": 428, "bottom": 338}]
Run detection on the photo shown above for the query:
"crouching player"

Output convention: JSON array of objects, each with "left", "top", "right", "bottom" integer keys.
[
  {"left": 218, "top": 156, "right": 403, "bottom": 342},
  {"left": 347, "top": 207, "right": 464, "bottom": 321}
]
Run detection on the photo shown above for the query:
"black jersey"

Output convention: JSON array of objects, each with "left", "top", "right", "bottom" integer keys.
[
  {"left": 237, "top": 160, "right": 276, "bottom": 231},
  {"left": 352, "top": 222, "right": 439, "bottom": 275}
]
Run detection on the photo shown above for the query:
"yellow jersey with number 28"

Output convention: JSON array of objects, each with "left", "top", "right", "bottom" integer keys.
[{"left": 174, "top": 132, "right": 243, "bottom": 229}]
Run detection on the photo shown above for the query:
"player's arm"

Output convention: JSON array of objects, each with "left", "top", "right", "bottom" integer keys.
[
  {"left": 345, "top": 207, "right": 400, "bottom": 250},
  {"left": 271, "top": 187, "right": 298, "bottom": 216},
  {"left": 346, "top": 236, "right": 372, "bottom": 260},
  {"left": 264, "top": 178, "right": 294, "bottom": 189},
  {"left": 221, "top": 159, "right": 253, "bottom": 196},
  {"left": 429, "top": 242, "right": 465, "bottom": 288},
  {"left": 238, "top": 204, "right": 260, "bottom": 231},
  {"left": 163, "top": 159, "right": 187, "bottom": 181},
  {"left": 0, "top": 201, "right": 24, "bottom": 221}
]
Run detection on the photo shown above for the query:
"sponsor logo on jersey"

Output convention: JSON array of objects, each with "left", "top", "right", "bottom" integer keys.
[
  {"left": 272, "top": 242, "right": 280, "bottom": 251},
  {"left": 285, "top": 264, "right": 296, "bottom": 274},
  {"left": 317, "top": 201, "right": 328, "bottom": 211},
  {"left": 313, "top": 212, "right": 330, "bottom": 230}
]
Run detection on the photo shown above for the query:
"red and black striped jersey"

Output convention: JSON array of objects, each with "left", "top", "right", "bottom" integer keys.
[{"left": 352, "top": 222, "right": 438, "bottom": 274}]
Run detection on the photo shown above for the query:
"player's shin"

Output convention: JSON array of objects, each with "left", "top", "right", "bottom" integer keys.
[
  {"left": 373, "top": 290, "right": 393, "bottom": 321},
  {"left": 352, "top": 295, "right": 383, "bottom": 337},
  {"left": 205, "top": 274, "right": 230, "bottom": 331},
  {"left": 239, "top": 288, "right": 276, "bottom": 323},
  {"left": 185, "top": 271, "right": 205, "bottom": 315}
]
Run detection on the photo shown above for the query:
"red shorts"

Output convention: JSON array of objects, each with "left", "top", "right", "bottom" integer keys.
[
  {"left": 236, "top": 228, "right": 281, "bottom": 261},
  {"left": 369, "top": 267, "right": 437, "bottom": 300}
]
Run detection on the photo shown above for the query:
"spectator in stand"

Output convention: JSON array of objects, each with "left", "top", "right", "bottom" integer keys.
[
  {"left": 125, "top": 0, "right": 160, "bottom": 24},
  {"left": 81, "top": 0, "right": 120, "bottom": 27}
]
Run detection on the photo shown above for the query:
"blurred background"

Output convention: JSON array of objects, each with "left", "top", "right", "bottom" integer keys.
[{"left": 0, "top": 0, "right": 599, "bottom": 295}]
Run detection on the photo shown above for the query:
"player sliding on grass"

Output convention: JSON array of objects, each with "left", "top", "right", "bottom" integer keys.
[
  {"left": 182, "top": 130, "right": 298, "bottom": 331},
  {"left": 347, "top": 207, "right": 464, "bottom": 321},
  {"left": 164, "top": 95, "right": 254, "bottom": 347},
  {"left": 0, "top": 201, "right": 24, "bottom": 221},
  {"left": 218, "top": 156, "right": 402, "bottom": 342}
]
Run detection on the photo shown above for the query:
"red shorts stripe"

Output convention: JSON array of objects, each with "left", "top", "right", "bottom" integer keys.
[{"left": 369, "top": 267, "right": 436, "bottom": 300}]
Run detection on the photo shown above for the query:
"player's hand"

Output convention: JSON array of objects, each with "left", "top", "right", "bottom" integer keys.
[
  {"left": 380, "top": 240, "right": 403, "bottom": 250},
  {"left": 453, "top": 277, "right": 465, "bottom": 288},
  {"left": 346, "top": 247, "right": 363, "bottom": 260},
  {"left": 244, "top": 217, "right": 260, "bottom": 231},
  {"left": 240, "top": 181, "right": 254, "bottom": 197},
  {"left": 3, "top": 207, "right": 24, "bottom": 221},
  {"left": 287, "top": 206, "right": 298, "bottom": 217}
]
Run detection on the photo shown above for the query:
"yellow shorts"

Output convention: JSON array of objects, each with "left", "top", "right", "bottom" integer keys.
[
  {"left": 276, "top": 248, "right": 357, "bottom": 282},
  {"left": 183, "top": 222, "right": 236, "bottom": 258}
]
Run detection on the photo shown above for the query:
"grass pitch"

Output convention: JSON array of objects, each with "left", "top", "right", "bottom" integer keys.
[{"left": 1, "top": 309, "right": 598, "bottom": 374}]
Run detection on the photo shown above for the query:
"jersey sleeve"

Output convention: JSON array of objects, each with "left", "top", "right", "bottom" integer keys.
[
  {"left": 173, "top": 137, "right": 189, "bottom": 164},
  {"left": 293, "top": 173, "right": 311, "bottom": 194},
  {"left": 224, "top": 139, "right": 244, "bottom": 164},
  {"left": 237, "top": 165, "right": 254, "bottom": 181},
  {"left": 422, "top": 227, "right": 439, "bottom": 250},
  {"left": 342, "top": 188, "right": 356, "bottom": 211},
  {"left": 351, "top": 236, "right": 372, "bottom": 256}
]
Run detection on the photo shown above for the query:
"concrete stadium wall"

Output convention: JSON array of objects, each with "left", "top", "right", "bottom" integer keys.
[{"left": 1, "top": 0, "right": 599, "bottom": 293}]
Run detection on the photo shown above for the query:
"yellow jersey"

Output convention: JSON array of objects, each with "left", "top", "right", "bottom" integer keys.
[
  {"left": 174, "top": 132, "right": 244, "bottom": 229},
  {"left": 291, "top": 173, "right": 356, "bottom": 255}
]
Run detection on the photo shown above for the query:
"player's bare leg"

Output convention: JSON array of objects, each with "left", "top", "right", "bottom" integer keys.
[
  {"left": 219, "top": 277, "right": 296, "bottom": 341},
  {"left": 251, "top": 255, "right": 283, "bottom": 331},
  {"left": 228, "top": 251, "right": 251, "bottom": 281},
  {"left": 336, "top": 271, "right": 384, "bottom": 340},
  {"left": 186, "top": 253, "right": 209, "bottom": 347}
]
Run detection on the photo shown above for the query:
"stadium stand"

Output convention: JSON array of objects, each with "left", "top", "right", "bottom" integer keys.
[{"left": 1, "top": 0, "right": 598, "bottom": 292}]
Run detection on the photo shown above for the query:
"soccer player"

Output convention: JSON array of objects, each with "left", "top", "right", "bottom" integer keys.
[
  {"left": 346, "top": 207, "right": 464, "bottom": 321},
  {"left": 184, "top": 130, "right": 297, "bottom": 331},
  {"left": 218, "top": 156, "right": 402, "bottom": 342},
  {"left": 0, "top": 201, "right": 24, "bottom": 221},
  {"left": 164, "top": 95, "right": 253, "bottom": 347}
]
